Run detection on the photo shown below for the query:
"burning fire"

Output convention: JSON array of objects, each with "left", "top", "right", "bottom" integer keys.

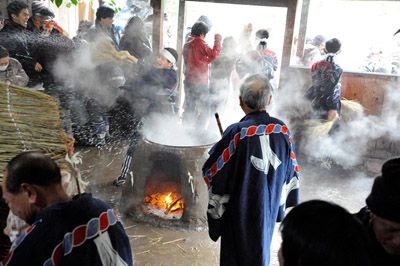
[{"left": 143, "top": 192, "right": 184, "bottom": 218}]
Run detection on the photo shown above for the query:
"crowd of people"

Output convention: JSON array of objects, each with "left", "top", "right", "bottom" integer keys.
[
  {"left": 1, "top": 1, "right": 400, "bottom": 266},
  {"left": 0, "top": 1, "right": 178, "bottom": 149}
]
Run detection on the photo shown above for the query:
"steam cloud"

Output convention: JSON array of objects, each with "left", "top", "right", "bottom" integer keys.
[{"left": 273, "top": 73, "right": 400, "bottom": 169}]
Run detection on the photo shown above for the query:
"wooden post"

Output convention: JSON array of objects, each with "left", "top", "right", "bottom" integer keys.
[
  {"left": 296, "top": 0, "right": 310, "bottom": 59},
  {"left": 280, "top": 0, "right": 297, "bottom": 72},
  {"left": 176, "top": 0, "right": 186, "bottom": 109},
  {"left": 151, "top": 0, "right": 164, "bottom": 52}
]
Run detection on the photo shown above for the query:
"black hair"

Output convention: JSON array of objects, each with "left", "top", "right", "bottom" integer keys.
[
  {"left": 95, "top": 6, "right": 114, "bottom": 23},
  {"left": 0, "top": 45, "right": 9, "bottom": 58},
  {"left": 124, "top": 16, "right": 144, "bottom": 34},
  {"left": 197, "top": 15, "right": 212, "bottom": 31},
  {"left": 164, "top": 47, "right": 178, "bottom": 63},
  {"left": 191, "top": 21, "right": 209, "bottom": 37},
  {"left": 280, "top": 200, "right": 376, "bottom": 266},
  {"left": 256, "top": 29, "right": 269, "bottom": 40},
  {"left": 325, "top": 38, "right": 341, "bottom": 54},
  {"left": 256, "top": 29, "right": 269, "bottom": 49},
  {"left": 7, "top": 1, "right": 29, "bottom": 19},
  {"left": 5, "top": 151, "right": 62, "bottom": 195},
  {"left": 37, "top": 7, "right": 54, "bottom": 17}
]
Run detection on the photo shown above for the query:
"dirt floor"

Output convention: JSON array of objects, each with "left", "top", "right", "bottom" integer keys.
[{"left": 76, "top": 138, "right": 379, "bottom": 266}]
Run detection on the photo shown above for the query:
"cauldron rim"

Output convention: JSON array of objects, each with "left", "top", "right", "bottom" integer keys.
[{"left": 143, "top": 137, "right": 217, "bottom": 148}]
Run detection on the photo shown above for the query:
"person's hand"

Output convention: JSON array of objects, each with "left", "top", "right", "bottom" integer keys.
[
  {"left": 34, "top": 62, "right": 43, "bottom": 72},
  {"left": 327, "top": 110, "right": 338, "bottom": 120},
  {"left": 120, "top": 50, "right": 130, "bottom": 56},
  {"left": 6, "top": 79, "right": 11, "bottom": 85},
  {"left": 120, "top": 50, "right": 138, "bottom": 64},
  {"left": 125, "top": 55, "right": 138, "bottom": 64},
  {"left": 215, "top": 34, "right": 222, "bottom": 42}
]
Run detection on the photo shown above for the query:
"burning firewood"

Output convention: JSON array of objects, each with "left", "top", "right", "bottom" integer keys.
[
  {"left": 143, "top": 191, "right": 184, "bottom": 219},
  {"left": 164, "top": 197, "right": 183, "bottom": 215}
]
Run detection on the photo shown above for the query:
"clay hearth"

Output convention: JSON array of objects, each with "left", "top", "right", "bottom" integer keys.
[{"left": 120, "top": 131, "right": 218, "bottom": 231}]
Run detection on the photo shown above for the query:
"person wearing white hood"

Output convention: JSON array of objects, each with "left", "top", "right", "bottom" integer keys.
[{"left": 0, "top": 45, "right": 29, "bottom": 87}]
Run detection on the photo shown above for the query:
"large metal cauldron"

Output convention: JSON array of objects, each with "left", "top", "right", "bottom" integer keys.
[{"left": 120, "top": 127, "right": 219, "bottom": 231}]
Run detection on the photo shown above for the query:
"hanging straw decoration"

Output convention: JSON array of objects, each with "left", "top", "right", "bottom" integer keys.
[{"left": 0, "top": 82, "right": 70, "bottom": 183}]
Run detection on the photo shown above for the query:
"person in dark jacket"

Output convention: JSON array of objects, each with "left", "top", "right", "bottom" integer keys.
[
  {"left": 119, "top": 16, "right": 152, "bottom": 62},
  {"left": 0, "top": 1, "right": 43, "bottom": 87},
  {"left": 354, "top": 157, "right": 400, "bottom": 266},
  {"left": 86, "top": 5, "right": 120, "bottom": 50},
  {"left": 280, "top": 200, "right": 377, "bottom": 266},
  {"left": 1, "top": 152, "right": 134, "bottom": 266},
  {"left": 30, "top": 33, "right": 75, "bottom": 88},
  {"left": 113, "top": 48, "right": 179, "bottom": 186},
  {"left": 119, "top": 16, "right": 152, "bottom": 87},
  {"left": 0, "top": 45, "right": 29, "bottom": 87},
  {"left": 182, "top": 21, "right": 221, "bottom": 128},
  {"left": 305, "top": 38, "right": 343, "bottom": 123},
  {"left": 303, "top": 38, "right": 343, "bottom": 168}
]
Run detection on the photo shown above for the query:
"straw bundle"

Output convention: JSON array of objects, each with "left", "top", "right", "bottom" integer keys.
[
  {"left": 341, "top": 98, "right": 364, "bottom": 123},
  {"left": 0, "top": 82, "right": 69, "bottom": 182},
  {"left": 304, "top": 115, "right": 338, "bottom": 140},
  {"left": 90, "top": 36, "right": 138, "bottom": 66}
]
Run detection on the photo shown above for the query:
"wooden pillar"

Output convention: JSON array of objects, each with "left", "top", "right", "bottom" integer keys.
[
  {"left": 151, "top": 0, "right": 164, "bottom": 52},
  {"left": 280, "top": 0, "right": 297, "bottom": 72},
  {"left": 296, "top": 0, "right": 310, "bottom": 59},
  {"left": 176, "top": 0, "right": 186, "bottom": 109}
]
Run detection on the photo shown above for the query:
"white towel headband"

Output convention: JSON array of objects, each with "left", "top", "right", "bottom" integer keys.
[{"left": 160, "top": 49, "right": 176, "bottom": 64}]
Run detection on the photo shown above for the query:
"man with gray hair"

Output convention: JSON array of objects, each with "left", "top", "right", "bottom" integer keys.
[{"left": 202, "top": 74, "right": 300, "bottom": 266}]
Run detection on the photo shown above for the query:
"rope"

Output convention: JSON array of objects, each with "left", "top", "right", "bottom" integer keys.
[{"left": 6, "top": 83, "right": 27, "bottom": 151}]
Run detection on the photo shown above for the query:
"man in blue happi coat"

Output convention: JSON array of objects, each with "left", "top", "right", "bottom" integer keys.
[
  {"left": 202, "top": 74, "right": 300, "bottom": 266},
  {"left": 305, "top": 38, "right": 343, "bottom": 125},
  {"left": 1, "top": 152, "right": 133, "bottom": 266}
]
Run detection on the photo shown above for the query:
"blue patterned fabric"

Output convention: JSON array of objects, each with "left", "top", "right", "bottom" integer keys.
[
  {"left": 1, "top": 194, "right": 133, "bottom": 266},
  {"left": 202, "top": 112, "right": 300, "bottom": 266},
  {"left": 305, "top": 55, "right": 343, "bottom": 116}
]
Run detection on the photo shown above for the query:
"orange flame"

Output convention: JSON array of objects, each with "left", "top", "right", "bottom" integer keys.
[{"left": 143, "top": 192, "right": 184, "bottom": 216}]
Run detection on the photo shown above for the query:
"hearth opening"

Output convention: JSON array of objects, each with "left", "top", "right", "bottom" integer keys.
[{"left": 142, "top": 153, "right": 184, "bottom": 220}]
